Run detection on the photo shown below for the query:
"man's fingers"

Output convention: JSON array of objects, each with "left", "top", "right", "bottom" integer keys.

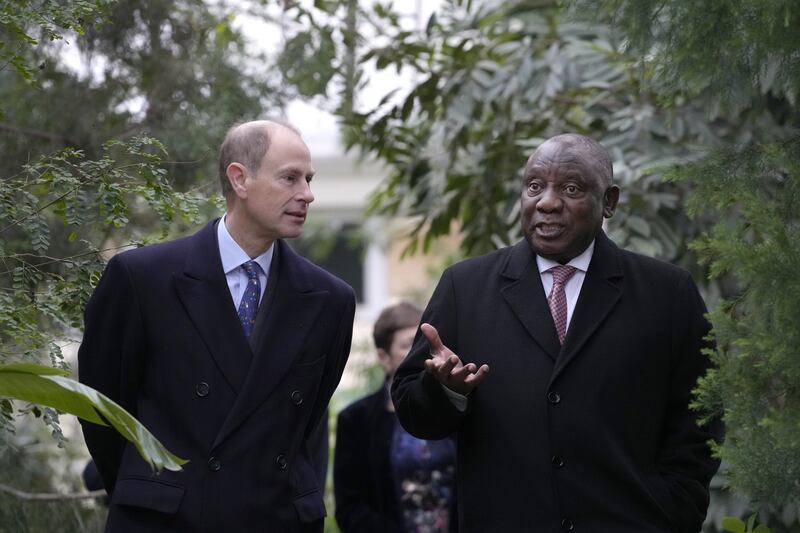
[
  {"left": 420, "top": 323, "right": 445, "bottom": 354},
  {"left": 449, "top": 363, "right": 488, "bottom": 383},
  {"left": 426, "top": 357, "right": 490, "bottom": 395},
  {"left": 424, "top": 353, "right": 458, "bottom": 372},
  {"left": 437, "top": 354, "right": 460, "bottom": 377},
  {"left": 463, "top": 364, "right": 490, "bottom": 387},
  {"left": 448, "top": 362, "right": 475, "bottom": 380}
]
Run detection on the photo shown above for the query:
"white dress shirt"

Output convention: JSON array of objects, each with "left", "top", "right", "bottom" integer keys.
[
  {"left": 217, "top": 215, "right": 274, "bottom": 310},
  {"left": 535, "top": 239, "right": 594, "bottom": 331}
]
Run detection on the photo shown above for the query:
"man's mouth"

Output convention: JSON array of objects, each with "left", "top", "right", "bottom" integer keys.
[
  {"left": 286, "top": 211, "right": 306, "bottom": 221},
  {"left": 534, "top": 223, "right": 565, "bottom": 238}
]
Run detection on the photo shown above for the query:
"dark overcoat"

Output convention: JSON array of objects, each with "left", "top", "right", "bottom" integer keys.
[
  {"left": 392, "top": 232, "right": 721, "bottom": 533},
  {"left": 333, "top": 388, "right": 404, "bottom": 533},
  {"left": 79, "top": 219, "right": 355, "bottom": 532}
]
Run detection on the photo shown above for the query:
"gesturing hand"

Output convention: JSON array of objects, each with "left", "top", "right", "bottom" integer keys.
[{"left": 421, "top": 323, "right": 489, "bottom": 395}]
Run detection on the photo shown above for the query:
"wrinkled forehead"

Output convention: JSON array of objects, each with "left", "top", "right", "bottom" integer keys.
[
  {"left": 524, "top": 139, "right": 610, "bottom": 185},
  {"left": 527, "top": 139, "right": 588, "bottom": 169}
]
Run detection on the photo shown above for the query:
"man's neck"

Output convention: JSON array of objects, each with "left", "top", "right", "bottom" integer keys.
[{"left": 224, "top": 212, "right": 274, "bottom": 259}]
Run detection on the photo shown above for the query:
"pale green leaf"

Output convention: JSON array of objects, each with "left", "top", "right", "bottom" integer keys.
[
  {"left": 722, "top": 517, "right": 746, "bottom": 533},
  {"left": 0, "top": 363, "right": 186, "bottom": 472}
]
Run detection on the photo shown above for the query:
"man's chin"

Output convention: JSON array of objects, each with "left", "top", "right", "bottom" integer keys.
[
  {"left": 525, "top": 235, "right": 570, "bottom": 262},
  {"left": 280, "top": 226, "right": 305, "bottom": 239}
]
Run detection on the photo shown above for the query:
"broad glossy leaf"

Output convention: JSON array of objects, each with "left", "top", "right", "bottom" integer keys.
[
  {"left": 0, "top": 363, "right": 186, "bottom": 472},
  {"left": 721, "top": 517, "right": 746, "bottom": 533}
]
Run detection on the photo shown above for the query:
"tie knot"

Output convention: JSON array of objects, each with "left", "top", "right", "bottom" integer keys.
[
  {"left": 241, "top": 261, "right": 261, "bottom": 280},
  {"left": 548, "top": 265, "right": 577, "bottom": 285}
]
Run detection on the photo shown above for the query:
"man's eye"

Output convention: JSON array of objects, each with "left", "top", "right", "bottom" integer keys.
[
  {"left": 564, "top": 185, "right": 579, "bottom": 194},
  {"left": 527, "top": 182, "right": 541, "bottom": 193}
]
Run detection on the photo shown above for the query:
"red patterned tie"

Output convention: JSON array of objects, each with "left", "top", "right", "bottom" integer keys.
[{"left": 547, "top": 265, "right": 577, "bottom": 345}]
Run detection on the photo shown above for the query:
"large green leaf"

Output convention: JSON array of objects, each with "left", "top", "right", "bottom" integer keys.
[
  {"left": 722, "top": 517, "right": 746, "bottom": 533},
  {"left": 0, "top": 363, "right": 186, "bottom": 472}
]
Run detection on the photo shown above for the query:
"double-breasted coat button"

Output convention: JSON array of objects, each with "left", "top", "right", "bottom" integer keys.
[
  {"left": 290, "top": 390, "right": 303, "bottom": 406},
  {"left": 547, "top": 391, "right": 561, "bottom": 404},
  {"left": 551, "top": 455, "right": 565, "bottom": 468},
  {"left": 196, "top": 382, "right": 210, "bottom": 397},
  {"left": 561, "top": 518, "right": 574, "bottom": 531},
  {"left": 275, "top": 454, "right": 288, "bottom": 470},
  {"left": 207, "top": 457, "right": 221, "bottom": 472}
]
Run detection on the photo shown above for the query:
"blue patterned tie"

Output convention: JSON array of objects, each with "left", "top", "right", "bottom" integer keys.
[{"left": 237, "top": 261, "right": 262, "bottom": 338}]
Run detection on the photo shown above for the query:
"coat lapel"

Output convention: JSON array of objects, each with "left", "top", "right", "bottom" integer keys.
[
  {"left": 174, "top": 220, "right": 253, "bottom": 393},
  {"left": 500, "top": 240, "right": 561, "bottom": 360},
  {"left": 551, "top": 231, "right": 623, "bottom": 382},
  {"left": 212, "top": 240, "right": 327, "bottom": 448}
]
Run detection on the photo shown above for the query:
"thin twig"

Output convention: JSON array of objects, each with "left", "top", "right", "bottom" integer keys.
[
  {"left": 0, "top": 244, "right": 128, "bottom": 277},
  {"left": 0, "top": 483, "right": 106, "bottom": 501}
]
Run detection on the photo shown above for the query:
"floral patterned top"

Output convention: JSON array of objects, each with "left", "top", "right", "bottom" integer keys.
[{"left": 390, "top": 419, "right": 456, "bottom": 533}]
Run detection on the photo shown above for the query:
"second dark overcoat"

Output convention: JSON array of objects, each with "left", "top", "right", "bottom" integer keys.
[{"left": 392, "top": 231, "right": 721, "bottom": 533}]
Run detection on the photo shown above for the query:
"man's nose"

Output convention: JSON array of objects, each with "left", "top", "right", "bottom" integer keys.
[
  {"left": 298, "top": 180, "right": 314, "bottom": 204},
  {"left": 536, "top": 186, "right": 561, "bottom": 211}
]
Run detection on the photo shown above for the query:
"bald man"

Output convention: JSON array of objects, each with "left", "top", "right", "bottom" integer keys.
[
  {"left": 393, "top": 134, "right": 721, "bottom": 532},
  {"left": 79, "top": 120, "right": 356, "bottom": 532}
]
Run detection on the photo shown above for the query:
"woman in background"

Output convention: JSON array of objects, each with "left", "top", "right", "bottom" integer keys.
[{"left": 334, "top": 302, "right": 457, "bottom": 533}]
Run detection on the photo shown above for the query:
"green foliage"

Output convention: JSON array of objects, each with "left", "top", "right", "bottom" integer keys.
[
  {"left": 281, "top": 0, "right": 784, "bottom": 274},
  {"left": 570, "top": 0, "right": 800, "bottom": 518},
  {"left": 0, "top": 363, "right": 187, "bottom": 471},
  {"left": 0, "top": 135, "right": 219, "bottom": 457},
  {"left": 279, "top": 25, "right": 338, "bottom": 98},
  {"left": 0, "top": 0, "right": 114, "bottom": 85},
  {"left": 0, "top": 0, "right": 287, "bottom": 190},
  {"left": 722, "top": 514, "right": 772, "bottom": 533},
  {"left": 677, "top": 137, "right": 800, "bottom": 506},
  {"left": 569, "top": 0, "right": 800, "bottom": 113},
  {"left": 0, "top": 136, "right": 215, "bottom": 365}
]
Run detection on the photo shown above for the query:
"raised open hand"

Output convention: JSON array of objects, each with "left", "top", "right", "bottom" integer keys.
[{"left": 421, "top": 323, "right": 489, "bottom": 395}]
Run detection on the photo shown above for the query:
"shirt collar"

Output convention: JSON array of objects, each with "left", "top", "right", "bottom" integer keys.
[
  {"left": 536, "top": 239, "right": 595, "bottom": 275},
  {"left": 217, "top": 214, "right": 274, "bottom": 275}
]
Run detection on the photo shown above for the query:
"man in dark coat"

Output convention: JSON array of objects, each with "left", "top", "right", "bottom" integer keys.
[
  {"left": 392, "top": 134, "right": 722, "bottom": 532},
  {"left": 79, "top": 120, "right": 355, "bottom": 532}
]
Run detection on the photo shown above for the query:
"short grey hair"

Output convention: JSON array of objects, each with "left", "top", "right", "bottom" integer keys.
[
  {"left": 217, "top": 119, "right": 301, "bottom": 197},
  {"left": 530, "top": 133, "right": 614, "bottom": 186}
]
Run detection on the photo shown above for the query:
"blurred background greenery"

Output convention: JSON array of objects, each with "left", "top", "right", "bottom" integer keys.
[{"left": 1, "top": 0, "right": 798, "bottom": 531}]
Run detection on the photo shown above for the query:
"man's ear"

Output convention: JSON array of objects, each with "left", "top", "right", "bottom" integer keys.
[
  {"left": 226, "top": 162, "right": 249, "bottom": 198},
  {"left": 603, "top": 184, "right": 620, "bottom": 218}
]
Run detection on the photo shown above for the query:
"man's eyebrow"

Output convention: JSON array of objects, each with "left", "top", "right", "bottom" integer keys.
[
  {"left": 524, "top": 166, "right": 543, "bottom": 176},
  {"left": 280, "top": 165, "right": 312, "bottom": 175}
]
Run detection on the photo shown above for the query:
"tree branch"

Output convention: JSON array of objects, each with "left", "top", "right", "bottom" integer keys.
[
  {"left": 0, "top": 482, "right": 106, "bottom": 501},
  {"left": 0, "top": 122, "right": 79, "bottom": 146}
]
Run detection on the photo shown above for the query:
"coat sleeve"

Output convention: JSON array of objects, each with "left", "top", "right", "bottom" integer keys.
[
  {"left": 77, "top": 255, "right": 145, "bottom": 495},
  {"left": 333, "top": 406, "right": 402, "bottom": 533},
  {"left": 658, "top": 271, "right": 723, "bottom": 532},
  {"left": 391, "top": 268, "right": 468, "bottom": 439}
]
